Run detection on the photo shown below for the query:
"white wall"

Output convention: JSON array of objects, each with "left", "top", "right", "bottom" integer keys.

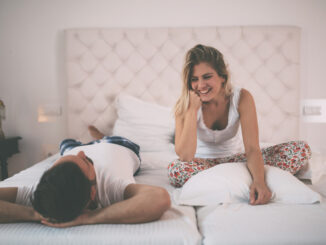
[{"left": 0, "top": 0, "right": 325, "bottom": 176}]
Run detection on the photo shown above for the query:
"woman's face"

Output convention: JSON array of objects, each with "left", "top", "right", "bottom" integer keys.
[{"left": 190, "top": 62, "right": 225, "bottom": 102}]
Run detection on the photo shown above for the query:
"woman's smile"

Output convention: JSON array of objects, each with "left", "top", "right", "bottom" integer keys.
[
  {"left": 191, "top": 62, "right": 225, "bottom": 102},
  {"left": 197, "top": 88, "right": 212, "bottom": 95}
]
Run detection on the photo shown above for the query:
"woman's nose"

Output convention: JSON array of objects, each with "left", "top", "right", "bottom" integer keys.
[{"left": 197, "top": 79, "right": 206, "bottom": 89}]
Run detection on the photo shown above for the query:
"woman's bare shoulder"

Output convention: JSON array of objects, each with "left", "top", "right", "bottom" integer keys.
[{"left": 238, "top": 88, "right": 255, "bottom": 112}]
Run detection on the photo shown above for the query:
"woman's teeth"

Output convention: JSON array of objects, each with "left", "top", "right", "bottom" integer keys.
[{"left": 199, "top": 89, "right": 210, "bottom": 94}]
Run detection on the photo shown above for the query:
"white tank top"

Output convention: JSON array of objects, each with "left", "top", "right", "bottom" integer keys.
[{"left": 195, "top": 87, "right": 244, "bottom": 158}]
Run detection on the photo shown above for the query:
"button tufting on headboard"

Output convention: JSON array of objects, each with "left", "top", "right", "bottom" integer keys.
[{"left": 65, "top": 26, "right": 300, "bottom": 144}]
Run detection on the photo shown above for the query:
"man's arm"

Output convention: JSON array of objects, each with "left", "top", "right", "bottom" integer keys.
[
  {"left": 0, "top": 187, "right": 42, "bottom": 223},
  {"left": 43, "top": 184, "right": 171, "bottom": 227}
]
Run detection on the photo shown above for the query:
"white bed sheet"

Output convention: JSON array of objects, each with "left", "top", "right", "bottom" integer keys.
[
  {"left": 197, "top": 189, "right": 326, "bottom": 245},
  {"left": 0, "top": 151, "right": 201, "bottom": 245},
  {"left": 194, "top": 153, "right": 326, "bottom": 245}
]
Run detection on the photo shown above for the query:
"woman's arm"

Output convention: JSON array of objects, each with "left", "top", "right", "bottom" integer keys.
[
  {"left": 42, "top": 184, "right": 171, "bottom": 227},
  {"left": 0, "top": 187, "right": 42, "bottom": 223},
  {"left": 238, "top": 89, "right": 272, "bottom": 205},
  {"left": 174, "top": 91, "right": 202, "bottom": 161}
]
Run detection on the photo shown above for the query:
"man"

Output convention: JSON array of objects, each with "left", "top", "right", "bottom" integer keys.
[{"left": 0, "top": 127, "right": 171, "bottom": 227}]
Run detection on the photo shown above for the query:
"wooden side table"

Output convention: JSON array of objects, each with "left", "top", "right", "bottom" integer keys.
[{"left": 0, "top": 137, "right": 22, "bottom": 180}]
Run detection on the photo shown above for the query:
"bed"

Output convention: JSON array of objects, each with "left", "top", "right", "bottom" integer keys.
[{"left": 1, "top": 26, "right": 326, "bottom": 245}]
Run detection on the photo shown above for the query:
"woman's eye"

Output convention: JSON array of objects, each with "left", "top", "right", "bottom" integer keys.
[
  {"left": 191, "top": 78, "right": 198, "bottom": 82},
  {"left": 203, "top": 76, "right": 212, "bottom": 80}
]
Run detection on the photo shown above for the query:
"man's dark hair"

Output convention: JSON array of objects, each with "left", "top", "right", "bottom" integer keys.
[{"left": 31, "top": 162, "right": 91, "bottom": 222}]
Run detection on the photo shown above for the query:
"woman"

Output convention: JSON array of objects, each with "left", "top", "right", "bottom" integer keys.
[{"left": 168, "top": 44, "right": 311, "bottom": 205}]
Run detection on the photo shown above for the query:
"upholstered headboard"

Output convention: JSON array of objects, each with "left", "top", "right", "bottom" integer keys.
[{"left": 65, "top": 26, "right": 300, "bottom": 144}]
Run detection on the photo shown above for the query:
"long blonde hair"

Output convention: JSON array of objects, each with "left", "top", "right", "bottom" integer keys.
[{"left": 174, "top": 44, "right": 232, "bottom": 117}]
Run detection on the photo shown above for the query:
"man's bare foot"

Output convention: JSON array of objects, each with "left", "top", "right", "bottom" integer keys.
[{"left": 88, "top": 125, "right": 105, "bottom": 140}]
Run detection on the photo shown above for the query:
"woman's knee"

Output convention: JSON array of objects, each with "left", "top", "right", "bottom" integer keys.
[
  {"left": 168, "top": 160, "right": 186, "bottom": 187},
  {"left": 272, "top": 140, "right": 311, "bottom": 174},
  {"left": 168, "top": 159, "right": 201, "bottom": 187},
  {"left": 295, "top": 140, "right": 312, "bottom": 160}
]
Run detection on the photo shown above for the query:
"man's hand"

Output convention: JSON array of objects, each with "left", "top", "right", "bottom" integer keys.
[
  {"left": 31, "top": 209, "right": 45, "bottom": 222},
  {"left": 41, "top": 210, "right": 94, "bottom": 228},
  {"left": 249, "top": 181, "right": 272, "bottom": 205}
]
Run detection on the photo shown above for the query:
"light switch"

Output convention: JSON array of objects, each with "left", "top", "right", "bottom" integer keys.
[
  {"left": 303, "top": 105, "right": 322, "bottom": 116},
  {"left": 302, "top": 99, "right": 326, "bottom": 123}
]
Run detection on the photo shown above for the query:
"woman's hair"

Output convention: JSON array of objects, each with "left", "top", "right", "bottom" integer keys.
[
  {"left": 32, "top": 162, "right": 91, "bottom": 223},
  {"left": 174, "top": 44, "right": 232, "bottom": 117}
]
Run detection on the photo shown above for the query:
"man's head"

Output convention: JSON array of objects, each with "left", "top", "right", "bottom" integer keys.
[{"left": 32, "top": 151, "right": 97, "bottom": 222}]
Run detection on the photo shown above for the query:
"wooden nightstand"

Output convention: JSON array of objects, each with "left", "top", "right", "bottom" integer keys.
[{"left": 0, "top": 137, "right": 22, "bottom": 180}]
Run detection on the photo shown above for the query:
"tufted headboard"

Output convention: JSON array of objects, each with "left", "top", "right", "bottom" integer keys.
[{"left": 65, "top": 26, "right": 300, "bottom": 144}]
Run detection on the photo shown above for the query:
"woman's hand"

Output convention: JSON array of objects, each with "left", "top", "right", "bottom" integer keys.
[
  {"left": 189, "top": 91, "right": 202, "bottom": 111},
  {"left": 249, "top": 181, "right": 272, "bottom": 205}
]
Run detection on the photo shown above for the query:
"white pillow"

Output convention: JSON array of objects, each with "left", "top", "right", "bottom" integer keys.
[
  {"left": 294, "top": 160, "right": 311, "bottom": 179},
  {"left": 113, "top": 94, "right": 175, "bottom": 152},
  {"left": 173, "top": 162, "right": 321, "bottom": 206}
]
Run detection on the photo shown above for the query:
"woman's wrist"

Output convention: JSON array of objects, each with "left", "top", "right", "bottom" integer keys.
[
  {"left": 252, "top": 179, "right": 267, "bottom": 186},
  {"left": 186, "top": 106, "right": 199, "bottom": 115},
  {"left": 247, "top": 165, "right": 266, "bottom": 185}
]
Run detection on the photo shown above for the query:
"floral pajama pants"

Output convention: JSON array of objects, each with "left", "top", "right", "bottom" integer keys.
[{"left": 168, "top": 140, "right": 312, "bottom": 187}]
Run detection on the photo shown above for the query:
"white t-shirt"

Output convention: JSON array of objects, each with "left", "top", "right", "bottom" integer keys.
[
  {"left": 195, "top": 87, "right": 244, "bottom": 158},
  {"left": 16, "top": 142, "right": 140, "bottom": 208}
]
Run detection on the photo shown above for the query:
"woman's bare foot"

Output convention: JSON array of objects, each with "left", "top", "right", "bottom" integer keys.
[{"left": 88, "top": 125, "right": 105, "bottom": 140}]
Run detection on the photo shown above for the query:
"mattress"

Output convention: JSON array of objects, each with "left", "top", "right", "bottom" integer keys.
[
  {"left": 2, "top": 152, "right": 325, "bottom": 245},
  {"left": 197, "top": 200, "right": 326, "bottom": 245},
  {"left": 193, "top": 151, "right": 326, "bottom": 245},
  {"left": 0, "top": 151, "right": 202, "bottom": 245},
  {"left": 196, "top": 178, "right": 326, "bottom": 245}
]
